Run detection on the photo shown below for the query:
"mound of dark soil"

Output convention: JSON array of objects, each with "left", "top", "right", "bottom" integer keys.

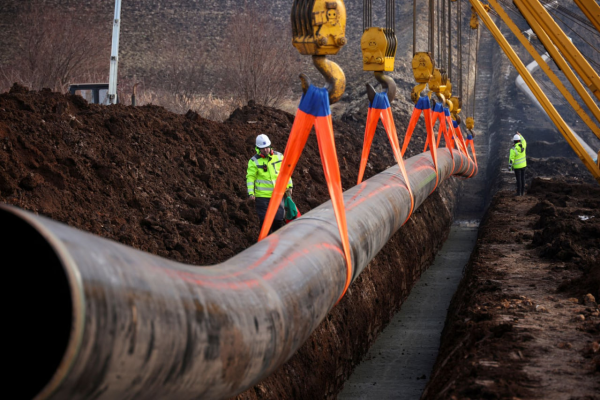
[
  {"left": 528, "top": 178, "right": 600, "bottom": 298},
  {"left": 526, "top": 140, "right": 576, "bottom": 159},
  {"left": 0, "top": 83, "right": 428, "bottom": 265},
  {"left": 526, "top": 157, "right": 597, "bottom": 185}
]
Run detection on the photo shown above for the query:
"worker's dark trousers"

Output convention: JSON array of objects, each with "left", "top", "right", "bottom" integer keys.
[
  {"left": 514, "top": 167, "right": 526, "bottom": 196},
  {"left": 255, "top": 197, "right": 285, "bottom": 235}
]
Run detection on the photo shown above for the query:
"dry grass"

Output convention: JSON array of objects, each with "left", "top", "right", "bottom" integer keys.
[{"left": 130, "top": 89, "right": 237, "bottom": 122}]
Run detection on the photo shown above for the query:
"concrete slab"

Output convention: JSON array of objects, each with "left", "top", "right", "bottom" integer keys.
[{"left": 338, "top": 222, "right": 479, "bottom": 400}]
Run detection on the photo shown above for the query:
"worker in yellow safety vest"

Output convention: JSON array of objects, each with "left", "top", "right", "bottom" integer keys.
[
  {"left": 247, "top": 134, "right": 293, "bottom": 235},
  {"left": 509, "top": 132, "right": 527, "bottom": 196}
]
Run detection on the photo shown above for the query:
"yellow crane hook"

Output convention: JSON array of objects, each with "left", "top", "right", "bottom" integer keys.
[
  {"left": 292, "top": 0, "right": 347, "bottom": 104},
  {"left": 361, "top": 0, "right": 398, "bottom": 103}
]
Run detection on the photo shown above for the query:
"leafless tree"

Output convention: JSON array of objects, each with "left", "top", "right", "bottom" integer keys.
[
  {"left": 222, "top": 6, "right": 299, "bottom": 107},
  {"left": 0, "top": 3, "right": 110, "bottom": 92},
  {"left": 145, "top": 38, "right": 208, "bottom": 99}
]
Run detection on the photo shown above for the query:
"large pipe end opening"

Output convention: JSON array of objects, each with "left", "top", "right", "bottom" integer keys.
[{"left": 1, "top": 207, "right": 74, "bottom": 400}]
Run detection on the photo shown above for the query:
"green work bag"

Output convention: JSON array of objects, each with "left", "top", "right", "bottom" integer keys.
[{"left": 284, "top": 196, "right": 301, "bottom": 223}]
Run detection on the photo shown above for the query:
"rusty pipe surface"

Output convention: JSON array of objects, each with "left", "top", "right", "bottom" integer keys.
[{"left": 4, "top": 149, "right": 474, "bottom": 400}]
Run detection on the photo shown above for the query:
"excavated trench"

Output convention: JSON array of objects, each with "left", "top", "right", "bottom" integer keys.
[
  {"left": 423, "top": 28, "right": 600, "bottom": 399},
  {"left": 337, "top": 221, "right": 480, "bottom": 399},
  {"left": 338, "top": 27, "right": 598, "bottom": 400},
  {"left": 249, "top": 26, "right": 599, "bottom": 399}
]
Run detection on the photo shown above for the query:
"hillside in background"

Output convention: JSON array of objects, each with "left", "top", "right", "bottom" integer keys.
[
  {"left": 1, "top": 0, "right": 598, "bottom": 105},
  {"left": 0, "top": 1, "right": 432, "bottom": 110}
]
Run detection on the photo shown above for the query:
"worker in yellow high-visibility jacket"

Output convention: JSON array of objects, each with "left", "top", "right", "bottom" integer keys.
[
  {"left": 509, "top": 132, "right": 527, "bottom": 196},
  {"left": 247, "top": 134, "right": 293, "bottom": 235}
]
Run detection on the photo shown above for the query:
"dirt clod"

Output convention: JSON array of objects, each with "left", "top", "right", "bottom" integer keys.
[{"left": 584, "top": 294, "right": 597, "bottom": 307}]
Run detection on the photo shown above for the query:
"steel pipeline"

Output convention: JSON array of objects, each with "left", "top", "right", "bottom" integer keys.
[{"left": 3, "top": 149, "right": 475, "bottom": 400}]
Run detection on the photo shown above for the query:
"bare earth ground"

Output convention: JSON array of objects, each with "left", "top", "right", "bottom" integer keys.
[{"left": 422, "top": 177, "right": 600, "bottom": 400}]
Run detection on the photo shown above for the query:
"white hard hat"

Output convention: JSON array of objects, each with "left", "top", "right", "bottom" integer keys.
[
  {"left": 256, "top": 134, "right": 271, "bottom": 148},
  {"left": 513, "top": 134, "right": 521, "bottom": 141}
]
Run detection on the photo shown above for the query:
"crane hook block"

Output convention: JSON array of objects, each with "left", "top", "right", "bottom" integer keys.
[
  {"left": 361, "top": 27, "right": 397, "bottom": 72},
  {"left": 367, "top": 71, "right": 397, "bottom": 103},
  {"left": 412, "top": 52, "right": 434, "bottom": 84},
  {"left": 466, "top": 117, "right": 475, "bottom": 130},
  {"left": 292, "top": 0, "right": 347, "bottom": 56},
  {"left": 411, "top": 52, "right": 434, "bottom": 103}
]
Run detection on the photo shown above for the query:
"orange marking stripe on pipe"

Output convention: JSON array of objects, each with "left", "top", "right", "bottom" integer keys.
[{"left": 163, "top": 242, "right": 344, "bottom": 291}]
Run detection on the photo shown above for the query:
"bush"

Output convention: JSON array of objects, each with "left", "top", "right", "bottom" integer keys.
[
  {"left": 221, "top": 5, "right": 299, "bottom": 107},
  {"left": 0, "top": 2, "right": 110, "bottom": 92}
]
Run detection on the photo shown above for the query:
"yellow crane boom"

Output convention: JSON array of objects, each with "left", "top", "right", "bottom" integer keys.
[
  {"left": 468, "top": 0, "right": 600, "bottom": 184},
  {"left": 487, "top": 0, "right": 600, "bottom": 140},
  {"left": 514, "top": 0, "right": 600, "bottom": 102},
  {"left": 573, "top": 0, "right": 600, "bottom": 33}
]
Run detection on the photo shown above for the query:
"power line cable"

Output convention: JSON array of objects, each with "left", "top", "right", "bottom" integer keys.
[
  {"left": 537, "top": 76, "right": 566, "bottom": 104},
  {"left": 553, "top": 9, "right": 599, "bottom": 37},
  {"left": 555, "top": 4, "right": 595, "bottom": 28}
]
